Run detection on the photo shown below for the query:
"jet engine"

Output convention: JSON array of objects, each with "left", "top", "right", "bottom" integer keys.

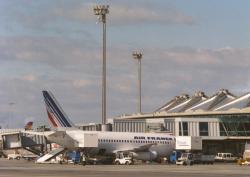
[{"left": 130, "top": 151, "right": 158, "bottom": 161}]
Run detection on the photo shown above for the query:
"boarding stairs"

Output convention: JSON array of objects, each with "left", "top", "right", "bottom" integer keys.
[{"left": 36, "top": 147, "right": 65, "bottom": 163}]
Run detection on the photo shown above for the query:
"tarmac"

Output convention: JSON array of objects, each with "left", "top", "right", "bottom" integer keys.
[{"left": 0, "top": 158, "right": 249, "bottom": 177}]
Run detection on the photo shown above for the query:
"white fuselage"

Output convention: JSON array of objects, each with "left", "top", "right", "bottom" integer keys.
[
  {"left": 97, "top": 131, "right": 175, "bottom": 157},
  {"left": 47, "top": 129, "right": 175, "bottom": 159}
]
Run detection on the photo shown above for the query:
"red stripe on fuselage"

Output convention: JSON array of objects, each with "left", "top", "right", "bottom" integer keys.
[{"left": 47, "top": 111, "right": 58, "bottom": 127}]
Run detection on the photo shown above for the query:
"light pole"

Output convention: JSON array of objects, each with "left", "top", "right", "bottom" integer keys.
[
  {"left": 132, "top": 51, "right": 143, "bottom": 114},
  {"left": 8, "top": 102, "right": 15, "bottom": 128},
  {"left": 93, "top": 5, "right": 109, "bottom": 125}
]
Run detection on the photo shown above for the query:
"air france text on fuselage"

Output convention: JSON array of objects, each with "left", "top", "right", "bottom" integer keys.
[{"left": 134, "top": 136, "right": 173, "bottom": 141}]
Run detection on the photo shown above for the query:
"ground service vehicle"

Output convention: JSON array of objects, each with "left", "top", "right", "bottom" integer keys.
[
  {"left": 70, "top": 151, "right": 86, "bottom": 165},
  {"left": 169, "top": 151, "right": 182, "bottom": 163},
  {"left": 200, "top": 155, "right": 215, "bottom": 164},
  {"left": 22, "top": 154, "right": 38, "bottom": 161},
  {"left": 176, "top": 153, "right": 194, "bottom": 165},
  {"left": 7, "top": 153, "right": 22, "bottom": 160},
  {"left": 214, "top": 153, "right": 237, "bottom": 162},
  {"left": 176, "top": 153, "right": 214, "bottom": 165},
  {"left": 114, "top": 152, "right": 132, "bottom": 165}
]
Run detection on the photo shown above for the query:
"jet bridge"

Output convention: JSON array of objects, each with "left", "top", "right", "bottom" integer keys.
[
  {"left": 1, "top": 132, "right": 22, "bottom": 149},
  {"left": 46, "top": 131, "right": 99, "bottom": 150},
  {"left": 0, "top": 131, "right": 49, "bottom": 155},
  {"left": 36, "top": 131, "right": 99, "bottom": 163}
]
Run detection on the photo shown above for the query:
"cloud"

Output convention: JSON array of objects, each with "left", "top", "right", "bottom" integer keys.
[
  {"left": 1, "top": 35, "right": 250, "bottom": 127},
  {"left": 0, "top": 37, "right": 98, "bottom": 70},
  {"left": 0, "top": 0, "right": 194, "bottom": 39},
  {"left": 52, "top": 2, "right": 194, "bottom": 25},
  {"left": 22, "top": 75, "right": 36, "bottom": 82},
  {"left": 109, "top": 4, "right": 194, "bottom": 25},
  {"left": 146, "top": 47, "right": 250, "bottom": 69},
  {"left": 73, "top": 79, "right": 92, "bottom": 88}
]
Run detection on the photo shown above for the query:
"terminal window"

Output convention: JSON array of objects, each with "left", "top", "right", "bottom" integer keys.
[
  {"left": 219, "top": 115, "right": 250, "bottom": 136},
  {"left": 179, "top": 122, "right": 188, "bottom": 136},
  {"left": 199, "top": 122, "right": 209, "bottom": 136}
]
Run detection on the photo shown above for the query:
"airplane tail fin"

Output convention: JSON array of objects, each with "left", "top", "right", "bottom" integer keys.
[
  {"left": 24, "top": 121, "right": 33, "bottom": 130},
  {"left": 42, "top": 90, "right": 75, "bottom": 128}
]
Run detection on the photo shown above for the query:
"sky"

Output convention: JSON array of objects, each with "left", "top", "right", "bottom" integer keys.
[{"left": 1, "top": 0, "right": 250, "bottom": 128}]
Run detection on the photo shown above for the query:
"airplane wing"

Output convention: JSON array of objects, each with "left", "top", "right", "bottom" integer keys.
[
  {"left": 132, "top": 143, "right": 157, "bottom": 152},
  {"left": 47, "top": 131, "right": 67, "bottom": 138},
  {"left": 113, "top": 143, "right": 156, "bottom": 153}
]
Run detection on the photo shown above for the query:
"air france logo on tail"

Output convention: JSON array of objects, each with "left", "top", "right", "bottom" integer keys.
[{"left": 42, "top": 91, "right": 75, "bottom": 128}]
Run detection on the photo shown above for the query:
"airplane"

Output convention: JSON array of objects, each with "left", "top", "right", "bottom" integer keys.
[
  {"left": 0, "top": 121, "right": 33, "bottom": 134},
  {"left": 24, "top": 121, "right": 33, "bottom": 130},
  {"left": 37, "top": 90, "right": 175, "bottom": 162}
]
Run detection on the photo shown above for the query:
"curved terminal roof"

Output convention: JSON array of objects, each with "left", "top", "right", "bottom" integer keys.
[
  {"left": 186, "top": 89, "right": 235, "bottom": 111},
  {"left": 156, "top": 94, "right": 189, "bottom": 112},
  {"left": 154, "top": 89, "right": 250, "bottom": 114},
  {"left": 167, "top": 91, "right": 207, "bottom": 113},
  {"left": 115, "top": 90, "right": 250, "bottom": 120},
  {"left": 215, "top": 92, "right": 250, "bottom": 111}
]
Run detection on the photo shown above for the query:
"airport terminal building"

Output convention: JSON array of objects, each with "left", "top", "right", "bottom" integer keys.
[{"left": 112, "top": 89, "right": 250, "bottom": 155}]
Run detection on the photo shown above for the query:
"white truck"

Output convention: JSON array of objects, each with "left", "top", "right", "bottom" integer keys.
[
  {"left": 200, "top": 154, "right": 215, "bottom": 164},
  {"left": 7, "top": 153, "right": 22, "bottom": 160},
  {"left": 214, "top": 153, "right": 237, "bottom": 162},
  {"left": 114, "top": 152, "right": 133, "bottom": 165},
  {"left": 176, "top": 153, "right": 214, "bottom": 165},
  {"left": 176, "top": 153, "right": 194, "bottom": 165}
]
